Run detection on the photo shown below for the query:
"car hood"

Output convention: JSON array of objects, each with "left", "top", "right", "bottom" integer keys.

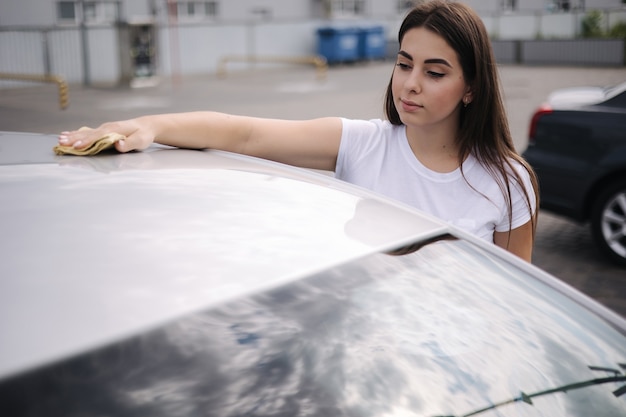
[{"left": 0, "top": 132, "right": 450, "bottom": 379}]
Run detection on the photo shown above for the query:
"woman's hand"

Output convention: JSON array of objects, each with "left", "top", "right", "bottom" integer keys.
[{"left": 58, "top": 118, "right": 156, "bottom": 153}]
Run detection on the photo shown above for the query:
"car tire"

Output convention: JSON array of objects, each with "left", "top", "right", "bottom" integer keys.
[{"left": 591, "top": 179, "right": 626, "bottom": 266}]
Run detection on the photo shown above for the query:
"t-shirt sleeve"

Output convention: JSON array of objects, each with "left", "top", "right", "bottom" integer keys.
[
  {"left": 336, "top": 118, "right": 387, "bottom": 181},
  {"left": 495, "top": 163, "right": 537, "bottom": 232}
]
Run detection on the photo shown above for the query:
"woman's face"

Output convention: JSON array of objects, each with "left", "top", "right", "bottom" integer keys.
[{"left": 391, "top": 27, "right": 470, "bottom": 132}]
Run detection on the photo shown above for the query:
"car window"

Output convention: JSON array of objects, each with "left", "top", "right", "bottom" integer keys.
[{"left": 2, "top": 240, "right": 625, "bottom": 416}]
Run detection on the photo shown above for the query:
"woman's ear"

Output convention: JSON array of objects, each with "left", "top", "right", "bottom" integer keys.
[
  {"left": 463, "top": 89, "right": 473, "bottom": 105},
  {"left": 462, "top": 94, "right": 472, "bottom": 107}
]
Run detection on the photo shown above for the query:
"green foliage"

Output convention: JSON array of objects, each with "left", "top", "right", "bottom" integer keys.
[
  {"left": 609, "top": 21, "right": 626, "bottom": 38},
  {"left": 580, "top": 9, "right": 626, "bottom": 39},
  {"left": 581, "top": 10, "right": 604, "bottom": 38}
]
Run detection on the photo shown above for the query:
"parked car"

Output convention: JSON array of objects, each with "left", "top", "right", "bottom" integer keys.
[
  {"left": 1, "top": 131, "right": 625, "bottom": 416},
  {"left": 523, "top": 81, "right": 626, "bottom": 266}
]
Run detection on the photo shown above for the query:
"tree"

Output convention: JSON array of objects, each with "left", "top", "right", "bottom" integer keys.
[
  {"left": 609, "top": 21, "right": 626, "bottom": 38},
  {"left": 581, "top": 10, "right": 604, "bottom": 38}
]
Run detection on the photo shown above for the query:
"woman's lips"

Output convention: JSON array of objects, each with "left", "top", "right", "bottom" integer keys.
[{"left": 400, "top": 99, "right": 422, "bottom": 112}]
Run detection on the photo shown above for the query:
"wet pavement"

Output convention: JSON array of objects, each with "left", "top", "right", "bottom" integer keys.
[{"left": 1, "top": 62, "right": 625, "bottom": 318}]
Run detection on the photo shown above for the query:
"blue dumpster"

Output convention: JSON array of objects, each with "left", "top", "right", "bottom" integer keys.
[
  {"left": 358, "top": 26, "right": 386, "bottom": 60},
  {"left": 316, "top": 27, "right": 360, "bottom": 64}
]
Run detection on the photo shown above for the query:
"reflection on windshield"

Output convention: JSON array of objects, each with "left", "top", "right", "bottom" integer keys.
[
  {"left": 1, "top": 240, "right": 625, "bottom": 416},
  {"left": 386, "top": 233, "right": 457, "bottom": 256},
  {"left": 434, "top": 364, "right": 626, "bottom": 416}
]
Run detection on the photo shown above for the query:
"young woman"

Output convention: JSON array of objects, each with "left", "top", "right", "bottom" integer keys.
[{"left": 58, "top": 0, "right": 539, "bottom": 261}]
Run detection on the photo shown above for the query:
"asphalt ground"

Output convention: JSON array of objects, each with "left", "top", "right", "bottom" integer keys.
[{"left": 1, "top": 62, "right": 625, "bottom": 318}]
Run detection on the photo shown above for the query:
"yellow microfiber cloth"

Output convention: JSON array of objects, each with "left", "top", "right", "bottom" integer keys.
[{"left": 53, "top": 127, "right": 125, "bottom": 156}]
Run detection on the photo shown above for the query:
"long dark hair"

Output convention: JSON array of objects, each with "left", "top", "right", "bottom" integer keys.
[{"left": 384, "top": 0, "right": 539, "bottom": 243}]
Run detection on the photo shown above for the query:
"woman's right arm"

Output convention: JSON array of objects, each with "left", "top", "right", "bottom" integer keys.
[{"left": 58, "top": 112, "right": 343, "bottom": 171}]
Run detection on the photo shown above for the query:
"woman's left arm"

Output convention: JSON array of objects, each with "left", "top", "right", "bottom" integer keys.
[{"left": 493, "top": 220, "right": 535, "bottom": 262}]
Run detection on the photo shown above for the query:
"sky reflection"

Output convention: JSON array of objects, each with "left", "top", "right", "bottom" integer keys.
[{"left": 2, "top": 240, "right": 625, "bottom": 416}]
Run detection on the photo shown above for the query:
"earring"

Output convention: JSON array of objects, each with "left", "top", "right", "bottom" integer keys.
[{"left": 463, "top": 97, "right": 470, "bottom": 108}]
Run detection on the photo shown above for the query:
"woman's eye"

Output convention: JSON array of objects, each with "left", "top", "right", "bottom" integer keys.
[
  {"left": 396, "top": 62, "right": 411, "bottom": 70},
  {"left": 428, "top": 71, "right": 445, "bottom": 78}
]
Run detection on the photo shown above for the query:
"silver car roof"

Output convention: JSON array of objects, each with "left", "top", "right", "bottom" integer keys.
[{"left": 0, "top": 131, "right": 451, "bottom": 379}]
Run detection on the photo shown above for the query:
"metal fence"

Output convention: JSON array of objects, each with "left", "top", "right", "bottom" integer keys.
[
  {"left": 1, "top": 28, "right": 87, "bottom": 88},
  {"left": 491, "top": 38, "right": 625, "bottom": 66}
]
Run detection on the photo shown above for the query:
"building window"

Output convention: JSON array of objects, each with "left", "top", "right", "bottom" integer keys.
[
  {"left": 332, "top": 0, "right": 366, "bottom": 16},
  {"left": 397, "top": 0, "right": 432, "bottom": 13},
  {"left": 175, "top": 1, "right": 218, "bottom": 20},
  {"left": 397, "top": 1, "right": 413, "bottom": 13},
  {"left": 85, "top": 2, "right": 120, "bottom": 23},
  {"left": 56, "top": 1, "right": 120, "bottom": 24},
  {"left": 501, "top": 0, "right": 517, "bottom": 11},
  {"left": 546, "top": 0, "right": 573, "bottom": 12},
  {"left": 84, "top": 2, "right": 97, "bottom": 20},
  {"left": 204, "top": 1, "right": 217, "bottom": 15},
  {"left": 57, "top": 1, "right": 77, "bottom": 20}
]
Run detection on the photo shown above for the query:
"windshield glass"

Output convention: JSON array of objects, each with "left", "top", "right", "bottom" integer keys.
[{"left": 2, "top": 239, "right": 625, "bottom": 416}]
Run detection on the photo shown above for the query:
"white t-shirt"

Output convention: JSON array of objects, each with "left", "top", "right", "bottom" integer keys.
[{"left": 335, "top": 118, "right": 536, "bottom": 241}]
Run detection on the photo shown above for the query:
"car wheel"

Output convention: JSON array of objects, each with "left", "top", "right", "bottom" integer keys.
[{"left": 591, "top": 180, "right": 626, "bottom": 266}]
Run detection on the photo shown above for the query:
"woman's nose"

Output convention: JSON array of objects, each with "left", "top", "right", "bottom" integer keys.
[{"left": 405, "top": 71, "right": 422, "bottom": 93}]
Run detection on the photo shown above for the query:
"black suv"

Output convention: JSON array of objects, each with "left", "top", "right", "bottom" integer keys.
[{"left": 523, "top": 81, "right": 626, "bottom": 266}]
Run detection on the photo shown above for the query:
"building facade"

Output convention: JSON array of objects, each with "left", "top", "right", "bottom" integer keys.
[
  {"left": 0, "top": 1, "right": 624, "bottom": 87},
  {"left": 1, "top": 0, "right": 623, "bottom": 28}
]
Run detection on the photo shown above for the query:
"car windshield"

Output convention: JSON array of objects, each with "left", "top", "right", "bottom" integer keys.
[{"left": 2, "top": 239, "right": 625, "bottom": 416}]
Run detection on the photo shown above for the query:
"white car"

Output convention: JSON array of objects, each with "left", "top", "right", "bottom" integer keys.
[{"left": 1, "top": 131, "right": 625, "bottom": 416}]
